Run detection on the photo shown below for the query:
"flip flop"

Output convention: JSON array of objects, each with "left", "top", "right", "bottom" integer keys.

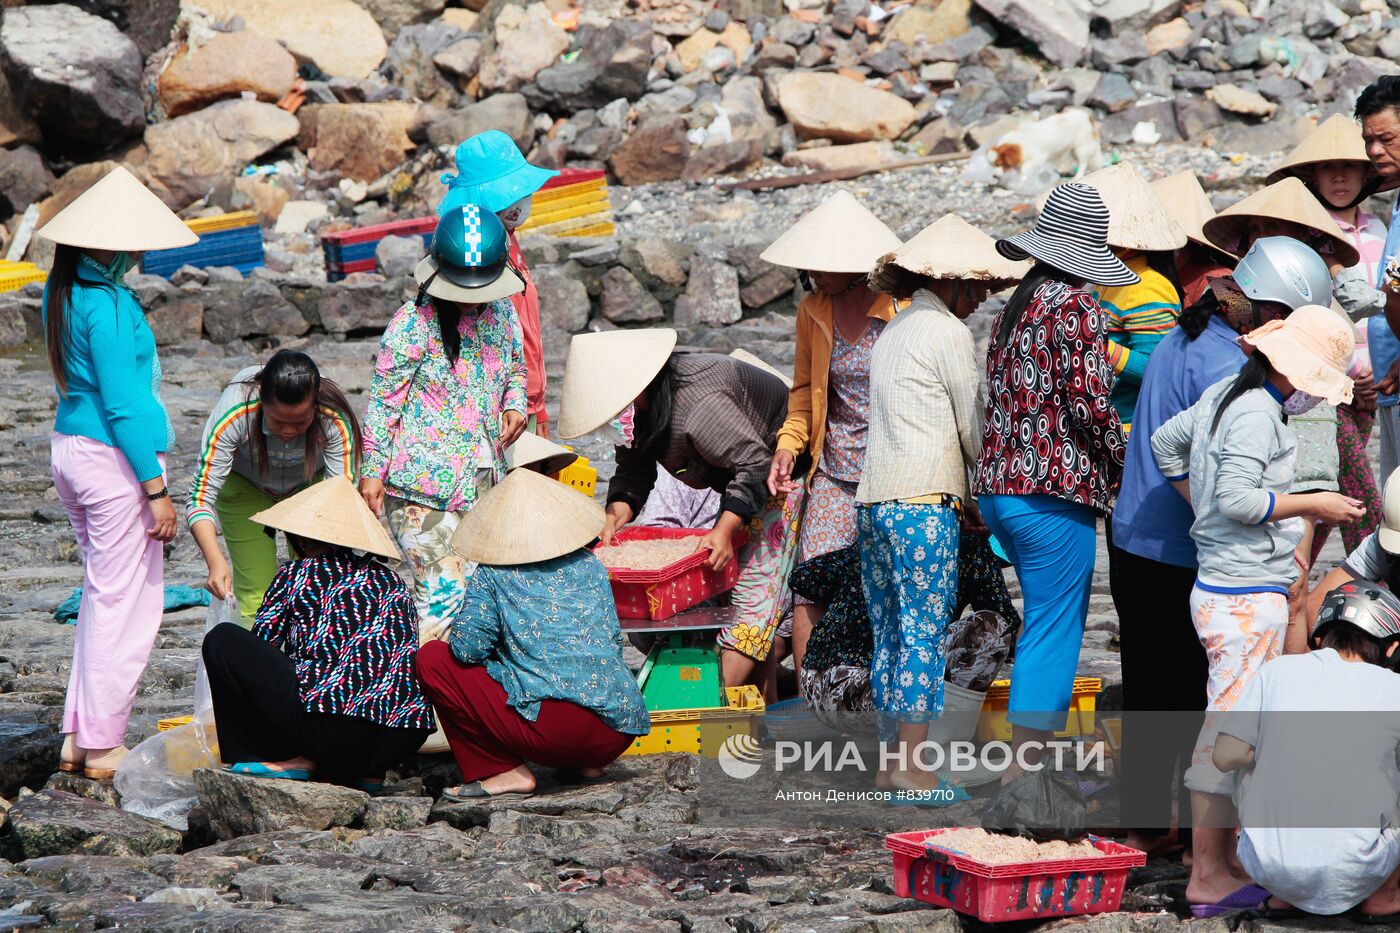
[
  {"left": 440, "top": 781, "right": 534, "bottom": 803},
  {"left": 1189, "top": 885, "right": 1271, "bottom": 918},
  {"left": 228, "top": 762, "right": 311, "bottom": 781}
]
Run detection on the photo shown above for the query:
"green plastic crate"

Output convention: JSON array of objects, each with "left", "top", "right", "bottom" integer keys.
[{"left": 636, "top": 636, "right": 724, "bottom": 712}]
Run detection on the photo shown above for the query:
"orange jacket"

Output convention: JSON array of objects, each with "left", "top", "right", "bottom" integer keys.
[{"left": 775, "top": 291, "right": 898, "bottom": 461}]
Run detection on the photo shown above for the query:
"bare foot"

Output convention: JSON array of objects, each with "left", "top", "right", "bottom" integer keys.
[
  {"left": 83, "top": 746, "right": 129, "bottom": 772},
  {"left": 478, "top": 764, "right": 537, "bottom": 795},
  {"left": 262, "top": 756, "right": 315, "bottom": 772},
  {"left": 1361, "top": 889, "right": 1400, "bottom": 917},
  {"left": 60, "top": 733, "right": 83, "bottom": 767},
  {"left": 889, "top": 769, "right": 946, "bottom": 793}
]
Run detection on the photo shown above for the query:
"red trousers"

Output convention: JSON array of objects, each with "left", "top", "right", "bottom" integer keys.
[{"left": 416, "top": 641, "right": 635, "bottom": 781}]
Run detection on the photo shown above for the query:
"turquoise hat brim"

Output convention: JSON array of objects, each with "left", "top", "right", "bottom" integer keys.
[{"left": 438, "top": 163, "right": 560, "bottom": 216}]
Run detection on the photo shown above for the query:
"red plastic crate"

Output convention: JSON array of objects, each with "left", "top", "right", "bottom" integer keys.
[
  {"left": 597, "top": 527, "right": 749, "bottom": 621},
  {"left": 540, "top": 168, "right": 606, "bottom": 191},
  {"left": 319, "top": 215, "right": 436, "bottom": 247},
  {"left": 885, "top": 829, "right": 1144, "bottom": 923}
]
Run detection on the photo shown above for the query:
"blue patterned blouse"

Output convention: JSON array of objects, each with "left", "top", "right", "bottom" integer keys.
[
  {"left": 254, "top": 549, "right": 434, "bottom": 730},
  {"left": 449, "top": 550, "right": 649, "bottom": 735}
]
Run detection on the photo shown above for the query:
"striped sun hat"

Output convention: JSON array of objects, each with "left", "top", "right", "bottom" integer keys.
[{"left": 995, "top": 182, "right": 1139, "bottom": 288}]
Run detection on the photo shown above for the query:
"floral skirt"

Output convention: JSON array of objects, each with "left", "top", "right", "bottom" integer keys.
[
  {"left": 1313, "top": 403, "right": 1382, "bottom": 559},
  {"left": 716, "top": 484, "right": 807, "bottom": 662},
  {"left": 795, "top": 471, "right": 859, "bottom": 607}
]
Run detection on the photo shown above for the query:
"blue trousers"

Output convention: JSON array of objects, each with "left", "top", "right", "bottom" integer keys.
[
  {"left": 857, "top": 501, "right": 960, "bottom": 734},
  {"left": 979, "top": 494, "right": 1096, "bottom": 732}
]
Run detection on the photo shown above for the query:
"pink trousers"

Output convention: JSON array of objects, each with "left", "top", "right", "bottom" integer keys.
[{"left": 51, "top": 434, "right": 164, "bottom": 749}]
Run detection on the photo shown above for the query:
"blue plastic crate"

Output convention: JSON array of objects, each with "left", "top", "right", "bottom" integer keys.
[
  {"left": 322, "top": 231, "right": 431, "bottom": 266},
  {"left": 142, "top": 225, "right": 265, "bottom": 279}
]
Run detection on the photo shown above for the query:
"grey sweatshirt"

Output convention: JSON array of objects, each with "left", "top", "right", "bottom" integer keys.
[{"left": 1151, "top": 376, "right": 1304, "bottom": 593}]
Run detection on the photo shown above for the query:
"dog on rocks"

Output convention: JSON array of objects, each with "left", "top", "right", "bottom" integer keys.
[{"left": 987, "top": 109, "right": 1103, "bottom": 182}]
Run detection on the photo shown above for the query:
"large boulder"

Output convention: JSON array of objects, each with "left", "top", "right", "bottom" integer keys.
[
  {"left": 0, "top": 146, "right": 54, "bottom": 219},
  {"left": 600, "top": 266, "right": 665, "bottom": 324},
  {"left": 157, "top": 29, "right": 299, "bottom": 118},
  {"left": 318, "top": 274, "right": 410, "bottom": 335},
  {"left": 357, "top": 0, "right": 448, "bottom": 38},
  {"left": 0, "top": 721, "right": 57, "bottom": 797},
  {"left": 608, "top": 116, "right": 690, "bottom": 186},
  {"left": 203, "top": 277, "right": 310, "bottom": 343},
  {"left": 972, "top": 0, "right": 1089, "bottom": 67},
  {"left": 1086, "top": 0, "right": 1183, "bottom": 31},
  {"left": 525, "top": 18, "right": 654, "bottom": 112},
  {"left": 421, "top": 93, "right": 533, "bottom": 156},
  {"left": 61, "top": 0, "right": 182, "bottom": 58},
  {"left": 9, "top": 790, "right": 182, "bottom": 858},
  {"left": 674, "top": 255, "right": 741, "bottom": 331},
  {"left": 532, "top": 263, "right": 592, "bottom": 332},
  {"left": 479, "top": 3, "right": 571, "bottom": 94},
  {"left": 776, "top": 73, "right": 917, "bottom": 143},
  {"left": 194, "top": 768, "right": 370, "bottom": 839},
  {"left": 381, "top": 20, "right": 464, "bottom": 108},
  {"left": 0, "top": 72, "right": 41, "bottom": 149},
  {"left": 192, "top": 0, "right": 388, "bottom": 79},
  {"left": 0, "top": 4, "right": 144, "bottom": 153},
  {"left": 298, "top": 102, "right": 420, "bottom": 182},
  {"left": 143, "top": 99, "right": 300, "bottom": 210}
]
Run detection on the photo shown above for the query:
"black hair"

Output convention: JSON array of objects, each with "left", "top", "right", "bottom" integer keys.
[
  {"left": 1210, "top": 354, "right": 1276, "bottom": 435},
  {"left": 1318, "top": 623, "right": 1384, "bottom": 665},
  {"left": 435, "top": 301, "right": 463, "bottom": 364},
  {"left": 1355, "top": 76, "right": 1400, "bottom": 120},
  {"left": 1177, "top": 288, "right": 1219, "bottom": 340},
  {"left": 1145, "top": 250, "right": 1184, "bottom": 310},
  {"left": 636, "top": 363, "right": 675, "bottom": 455},
  {"left": 43, "top": 244, "right": 83, "bottom": 396},
  {"left": 242, "top": 350, "right": 364, "bottom": 481},
  {"left": 994, "top": 263, "right": 1066, "bottom": 347}
]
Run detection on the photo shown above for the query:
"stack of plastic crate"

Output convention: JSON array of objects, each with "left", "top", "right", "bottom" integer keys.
[
  {"left": 516, "top": 168, "right": 615, "bottom": 238},
  {"left": 140, "top": 211, "right": 265, "bottom": 279},
  {"left": 320, "top": 216, "right": 436, "bottom": 282},
  {"left": 0, "top": 261, "right": 47, "bottom": 293}
]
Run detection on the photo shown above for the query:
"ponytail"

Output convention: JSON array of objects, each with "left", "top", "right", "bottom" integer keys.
[{"left": 1210, "top": 354, "right": 1274, "bottom": 436}]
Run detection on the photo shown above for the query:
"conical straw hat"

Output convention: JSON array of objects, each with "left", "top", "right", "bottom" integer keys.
[
  {"left": 557, "top": 328, "right": 678, "bottom": 439},
  {"left": 250, "top": 475, "right": 402, "bottom": 561},
  {"left": 729, "top": 348, "right": 793, "bottom": 388},
  {"left": 759, "top": 190, "right": 902, "bottom": 273},
  {"left": 881, "top": 213, "right": 1031, "bottom": 284},
  {"left": 1202, "top": 177, "right": 1360, "bottom": 269},
  {"left": 505, "top": 431, "right": 579, "bottom": 475},
  {"left": 1078, "top": 162, "right": 1187, "bottom": 252},
  {"left": 450, "top": 467, "right": 605, "bottom": 565},
  {"left": 1267, "top": 113, "right": 1374, "bottom": 184},
  {"left": 1150, "top": 171, "right": 1236, "bottom": 259},
  {"left": 36, "top": 165, "right": 199, "bottom": 251}
]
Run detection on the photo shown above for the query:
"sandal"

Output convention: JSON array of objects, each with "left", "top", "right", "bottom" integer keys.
[
  {"left": 441, "top": 781, "right": 534, "bottom": 803},
  {"left": 82, "top": 746, "right": 128, "bottom": 782},
  {"left": 228, "top": 762, "right": 311, "bottom": 781},
  {"left": 1189, "top": 885, "right": 1271, "bottom": 919}
]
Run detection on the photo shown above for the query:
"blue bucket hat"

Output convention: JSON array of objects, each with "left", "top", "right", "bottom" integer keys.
[
  {"left": 414, "top": 203, "right": 524, "bottom": 304},
  {"left": 438, "top": 130, "right": 559, "bottom": 217}
]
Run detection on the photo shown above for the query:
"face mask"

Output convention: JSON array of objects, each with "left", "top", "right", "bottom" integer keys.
[
  {"left": 498, "top": 196, "right": 532, "bottom": 231},
  {"left": 107, "top": 252, "right": 135, "bottom": 280},
  {"left": 604, "top": 404, "right": 636, "bottom": 448},
  {"left": 1283, "top": 390, "right": 1323, "bottom": 416}
]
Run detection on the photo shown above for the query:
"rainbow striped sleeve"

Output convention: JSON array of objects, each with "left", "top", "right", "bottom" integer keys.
[
  {"left": 186, "top": 400, "right": 259, "bottom": 528},
  {"left": 318, "top": 405, "right": 357, "bottom": 480}
]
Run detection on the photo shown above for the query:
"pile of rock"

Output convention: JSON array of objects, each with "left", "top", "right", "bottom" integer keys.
[{"left": 0, "top": 0, "right": 1391, "bottom": 347}]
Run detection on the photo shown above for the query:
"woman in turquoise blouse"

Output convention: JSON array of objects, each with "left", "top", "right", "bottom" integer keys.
[{"left": 38, "top": 167, "right": 197, "bottom": 780}]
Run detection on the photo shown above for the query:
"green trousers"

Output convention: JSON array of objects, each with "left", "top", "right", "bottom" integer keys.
[{"left": 215, "top": 472, "right": 283, "bottom": 626}]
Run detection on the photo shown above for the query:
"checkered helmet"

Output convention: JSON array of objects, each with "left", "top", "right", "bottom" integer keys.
[
  {"left": 429, "top": 203, "right": 510, "bottom": 290},
  {"left": 1313, "top": 580, "right": 1400, "bottom": 667}
]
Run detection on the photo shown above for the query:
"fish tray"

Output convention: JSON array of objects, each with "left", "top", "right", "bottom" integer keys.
[
  {"left": 885, "top": 828, "right": 1144, "bottom": 923},
  {"left": 598, "top": 526, "right": 748, "bottom": 621},
  {"left": 623, "top": 684, "right": 764, "bottom": 757}
]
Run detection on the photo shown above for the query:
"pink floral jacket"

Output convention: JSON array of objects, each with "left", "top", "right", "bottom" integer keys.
[{"left": 363, "top": 298, "right": 527, "bottom": 512}]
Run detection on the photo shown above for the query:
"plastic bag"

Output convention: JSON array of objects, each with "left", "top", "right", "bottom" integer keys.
[
  {"left": 980, "top": 768, "right": 1087, "bottom": 842},
  {"left": 113, "top": 713, "right": 220, "bottom": 830},
  {"left": 194, "top": 595, "right": 236, "bottom": 719},
  {"left": 944, "top": 610, "right": 1014, "bottom": 693}
]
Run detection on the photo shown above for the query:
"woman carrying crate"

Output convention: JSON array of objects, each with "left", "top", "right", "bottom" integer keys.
[
  {"left": 858, "top": 214, "right": 1028, "bottom": 794},
  {"left": 187, "top": 350, "right": 362, "bottom": 623},
  {"left": 38, "top": 167, "right": 194, "bottom": 780},
  {"left": 439, "top": 130, "right": 557, "bottom": 438},
  {"left": 359, "top": 204, "right": 528, "bottom": 653},
  {"left": 761, "top": 192, "right": 901, "bottom": 687},
  {"left": 556, "top": 329, "right": 803, "bottom": 702},
  {"left": 416, "top": 469, "right": 648, "bottom": 800}
]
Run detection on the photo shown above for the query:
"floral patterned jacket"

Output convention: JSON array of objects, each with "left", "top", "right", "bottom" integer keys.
[{"left": 363, "top": 298, "right": 527, "bottom": 512}]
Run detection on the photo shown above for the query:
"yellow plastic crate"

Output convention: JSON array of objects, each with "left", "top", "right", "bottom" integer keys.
[
  {"left": 553, "top": 451, "right": 596, "bottom": 497},
  {"left": 526, "top": 217, "right": 616, "bottom": 238},
  {"left": 533, "top": 177, "right": 607, "bottom": 204},
  {"left": 0, "top": 261, "right": 46, "bottom": 292},
  {"left": 186, "top": 210, "right": 259, "bottom": 234},
  {"left": 157, "top": 714, "right": 193, "bottom": 732},
  {"left": 623, "top": 684, "right": 765, "bottom": 757},
  {"left": 975, "top": 677, "right": 1101, "bottom": 743}
]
